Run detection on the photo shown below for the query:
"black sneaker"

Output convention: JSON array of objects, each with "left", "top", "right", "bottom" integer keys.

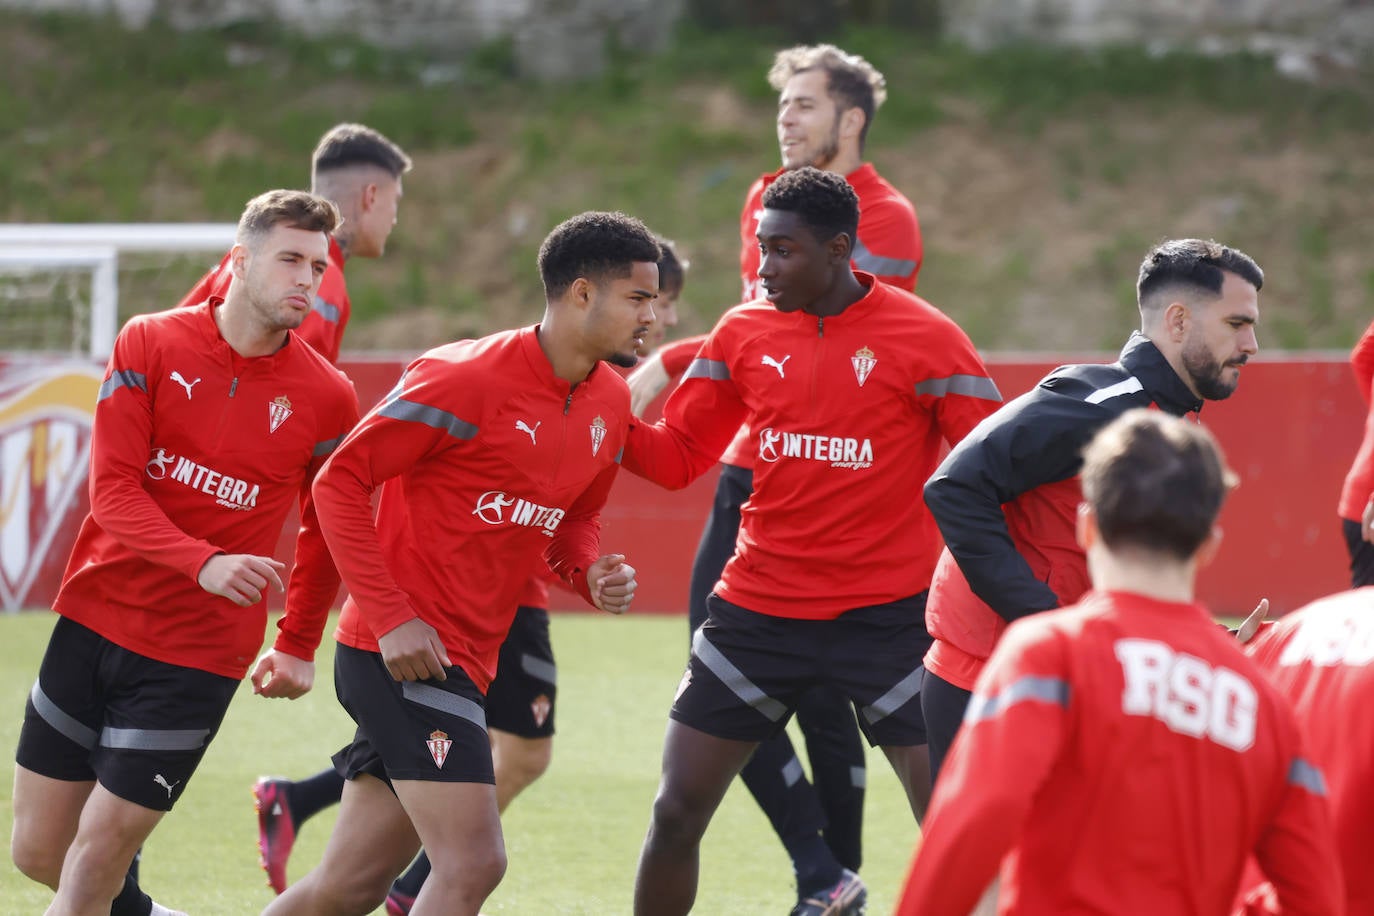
[{"left": 789, "top": 869, "right": 867, "bottom": 916}]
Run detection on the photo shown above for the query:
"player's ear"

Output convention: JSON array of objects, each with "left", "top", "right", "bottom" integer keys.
[
  {"left": 361, "top": 182, "right": 378, "bottom": 212},
  {"left": 569, "top": 276, "right": 593, "bottom": 311},
  {"left": 228, "top": 243, "right": 249, "bottom": 281},
  {"left": 829, "top": 232, "right": 852, "bottom": 264},
  {"left": 1194, "top": 525, "right": 1224, "bottom": 568},
  {"left": 1075, "top": 502, "right": 1097, "bottom": 551}
]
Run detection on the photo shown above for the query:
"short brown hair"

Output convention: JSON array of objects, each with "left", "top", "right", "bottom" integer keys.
[
  {"left": 1081, "top": 409, "right": 1237, "bottom": 560},
  {"left": 311, "top": 123, "right": 412, "bottom": 179},
  {"left": 236, "top": 189, "right": 340, "bottom": 248},
  {"left": 768, "top": 44, "right": 887, "bottom": 151}
]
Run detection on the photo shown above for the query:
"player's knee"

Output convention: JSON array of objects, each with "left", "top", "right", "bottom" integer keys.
[
  {"left": 649, "top": 786, "right": 710, "bottom": 846},
  {"left": 429, "top": 846, "right": 507, "bottom": 899},
  {"left": 510, "top": 741, "right": 552, "bottom": 786},
  {"left": 10, "top": 834, "right": 61, "bottom": 890}
]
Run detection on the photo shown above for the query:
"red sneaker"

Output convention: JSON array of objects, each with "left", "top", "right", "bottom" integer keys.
[
  {"left": 252, "top": 777, "right": 297, "bottom": 894},
  {"left": 385, "top": 890, "right": 416, "bottom": 915}
]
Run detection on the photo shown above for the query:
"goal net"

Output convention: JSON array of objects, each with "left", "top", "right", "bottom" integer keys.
[{"left": 0, "top": 224, "right": 236, "bottom": 359}]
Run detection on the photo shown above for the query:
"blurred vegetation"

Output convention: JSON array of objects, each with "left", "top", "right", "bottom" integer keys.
[{"left": 2, "top": 10, "right": 1372, "bottom": 352}]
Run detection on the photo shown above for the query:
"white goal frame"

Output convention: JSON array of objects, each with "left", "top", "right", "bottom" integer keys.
[{"left": 0, "top": 224, "right": 236, "bottom": 359}]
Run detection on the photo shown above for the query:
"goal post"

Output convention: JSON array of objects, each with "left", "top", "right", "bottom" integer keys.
[{"left": 0, "top": 223, "right": 236, "bottom": 360}]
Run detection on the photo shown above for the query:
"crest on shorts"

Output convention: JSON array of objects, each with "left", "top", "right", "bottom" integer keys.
[
  {"left": 531, "top": 694, "right": 551, "bottom": 728},
  {"left": 851, "top": 346, "right": 876, "bottom": 387},
  {"left": 426, "top": 729, "right": 452, "bottom": 768},
  {"left": 589, "top": 415, "right": 607, "bottom": 456},
  {"left": 268, "top": 395, "right": 293, "bottom": 433}
]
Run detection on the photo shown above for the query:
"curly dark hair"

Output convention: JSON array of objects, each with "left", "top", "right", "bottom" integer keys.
[
  {"left": 538, "top": 212, "right": 662, "bottom": 299},
  {"left": 1137, "top": 238, "right": 1264, "bottom": 308},
  {"left": 760, "top": 167, "right": 860, "bottom": 246}
]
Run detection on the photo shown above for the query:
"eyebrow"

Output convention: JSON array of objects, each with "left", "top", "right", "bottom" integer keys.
[
  {"left": 631, "top": 287, "right": 657, "bottom": 298},
  {"left": 1225, "top": 313, "right": 1257, "bottom": 325}
]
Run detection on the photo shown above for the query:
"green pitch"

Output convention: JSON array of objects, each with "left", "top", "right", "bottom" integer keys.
[{"left": 1, "top": 612, "right": 920, "bottom": 914}]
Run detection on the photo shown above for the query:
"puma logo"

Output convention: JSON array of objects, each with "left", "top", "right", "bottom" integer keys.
[
  {"left": 153, "top": 773, "right": 181, "bottom": 798},
  {"left": 170, "top": 371, "right": 201, "bottom": 400},
  {"left": 761, "top": 354, "right": 791, "bottom": 379},
  {"left": 515, "top": 419, "right": 541, "bottom": 445}
]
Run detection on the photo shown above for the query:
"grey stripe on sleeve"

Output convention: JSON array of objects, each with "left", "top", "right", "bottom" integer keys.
[
  {"left": 379, "top": 398, "right": 479, "bottom": 440},
  {"left": 1288, "top": 757, "right": 1328, "bottom": 797},
  {"left": 965, "top": 676, "right": 1071, "bottom": 725},
  {"left": 312, "top": 296, "right": 342, "bottom": 323},
  {"left": 98, "top": 369, "right": 148, "bottom": 402},
  {"left": 852, "top": 238, "right": 917, "bottom": 278},
  {"left": 683, "top": 358, "right": 730, "bottom": 382},
  {"left": 313, "top": 434, "right": 345, "bottom": 457},
  {"left": 914, "top": 374, "right": 1003, "bottom": 402}
]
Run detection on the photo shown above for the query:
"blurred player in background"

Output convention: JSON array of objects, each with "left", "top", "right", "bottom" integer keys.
[
  {"left": 626, "top": 45, "right": 921, "bottom": 913},
  {"left": 897, "top": 409, "right": 1343, "bottom": 915},
  {"left": 922, "top": 238, "right": 1264, "bottom": 782},
  {"left": 1239, "top": 586, "right": 1374, "bottom": 914},
  {"left": 179, "top": 122, "right": 411, "bottom": 363},
  {"left": 10, "top": 190, "right": 359, "bottom": 916},
  {"left": 1337, "top": 319, "right": 1374, "bottom": 586}
]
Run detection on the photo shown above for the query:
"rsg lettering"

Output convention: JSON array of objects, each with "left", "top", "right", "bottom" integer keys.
[{"left": 1115, "top": 638, "right": 1257, "bottom": 752}]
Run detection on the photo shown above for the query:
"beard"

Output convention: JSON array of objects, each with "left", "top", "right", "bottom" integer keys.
[
  {"left": 606, "top": 351, "right": 639, "bottom": 369},
  {"left": 787, "top": 115, "right": 843, "bottom": 172},
  {"left": 1182, "top": 337, "right": 1242, "bottom": 400}
]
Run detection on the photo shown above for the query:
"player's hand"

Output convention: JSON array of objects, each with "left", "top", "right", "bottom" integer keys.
[
  {"left": 1362, "top": 498, "right": 1374, "bottom": 543},
  {"left": 377, "top": 618, "right": 451, "bottom": 682},
  {"left": 197, "top": 554, "right": 286, "bottom": 607},
  {"left": 250, "top": 649, "right": 314, "bottom": 699},
  {"left": 627, "top": 352, "right": 670, "bottom": 416},
  {"left": 1236, "top": 597, "right": 1269, "bottom": 644},
  {"left": 588, "top": 553, "right": 636, "bottom": 615}
]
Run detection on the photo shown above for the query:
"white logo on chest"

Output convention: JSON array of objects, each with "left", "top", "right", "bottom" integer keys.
[
  {"left": 761, "top": 354, "right": 791, "bottom": 378},
  {"left": 515, "top": 419, "right": 541, "bottom": 445},
  {"left": 170, "top": 371, "right": 201, "bottom": 400}
]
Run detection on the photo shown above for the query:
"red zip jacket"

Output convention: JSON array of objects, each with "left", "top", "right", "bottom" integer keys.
[
  {"left": 898, "top": 590, "right": 1344, "bottom": 916},
  {"left": 55, "top": 302, "right": 359, "bottom": 678},
  {"left": 177, "top": 237, "right": 351, "bottom": 364},
  {"left": 623, "top": 275, "right": 999, "bottom": 618},
  {"left": 1239, "top": 587, "right": 1374, "bottom": 915},
  {"left": 315, "top": 326, "right": 627, "bottom": 691},
  {"left": 1338, "top": 320, "right": 1374, "bottom": 521},
  {"left": 729, "top": 163, "right": 923, "bottom": 470}
]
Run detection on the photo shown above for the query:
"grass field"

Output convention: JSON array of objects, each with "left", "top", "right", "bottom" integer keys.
[{"left": 0, "top": 611, "right": 920, "bottom": 914}]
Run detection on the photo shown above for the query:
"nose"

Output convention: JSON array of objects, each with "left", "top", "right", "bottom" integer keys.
[
  {"left": 660, "top": 301, "right": 679, "bottom": 329},
  {"left": 757, "top": 252, "right": 776, "bottom": 279},
  {"left": 777, "top": 104, "right": 795, "bottom": 128},
  {"left": 1240, "top": 325, "right": 1258, "bottom": 356},
  {"left": 639, "top": 301, "right": 656, "bottom": 325}
]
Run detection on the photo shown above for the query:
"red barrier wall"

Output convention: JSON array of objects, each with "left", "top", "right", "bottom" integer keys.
[{"left": 0, "top": 353, "right": 1360, "bottom": 617}]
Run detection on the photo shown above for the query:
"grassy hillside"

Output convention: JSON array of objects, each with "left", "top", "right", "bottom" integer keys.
[{"left": 3, "top": 11, "right": 1372, "bottom": 352}]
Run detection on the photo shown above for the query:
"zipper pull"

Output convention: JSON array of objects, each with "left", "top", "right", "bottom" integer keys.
[
  {"left": 818, "top": 317, "right": 825, "bottom": 337},
  {"left": 229, "top": 377, "right": 239, "bottom": 398},
  {"left": 564, "top": 392, "right": 573, "bottom": 415}
]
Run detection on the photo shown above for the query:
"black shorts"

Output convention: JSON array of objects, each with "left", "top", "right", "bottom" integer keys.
[
  {"left": 484, "top": 606, "right": 557, "bottom": 739},
  {"left": 671, "top": 592, "right": 932, "bottom": 747},
  {"left": 332, "top": 644, "right": 494, "bottom": 786},
  {"left": 16, "top": 616, "right": 239, "bottom": 812}
]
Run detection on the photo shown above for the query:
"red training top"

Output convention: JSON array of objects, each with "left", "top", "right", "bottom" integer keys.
[
  {"left": 1338, "top": 319, "right": 1374, "bottom": 521},
  {"left": 725, "top": 163, "right": 924, "bottom": 469},
  {"left": 177, "top": 237, "right": 351, "bottom": 364},
  {"left": 623, "top": 274, "right": 999, "bottom": 618},
  {"left": 1240, "top": 587, "right": 1374, "bottom": 915},
  {"left": 897, "top": 590, "right": 1343, "bottom": 916},
  {"left": 56, "top": 301, "right": 359, "bottom": 678},
  {"left": 315, "top": 326, "right": 627, "bottom": 691}
]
